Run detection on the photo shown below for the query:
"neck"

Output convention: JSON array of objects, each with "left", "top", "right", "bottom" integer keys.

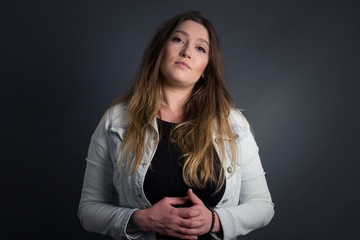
[{"left": 159, "top": 85, "right": 192, "bottom": 123}]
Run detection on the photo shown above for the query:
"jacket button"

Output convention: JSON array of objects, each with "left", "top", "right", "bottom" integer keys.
[
  {"left": 222, "top": 199, "right": 228, "bottom": 204},
  {"left": 141, "top": 162, "right": 147, "bottom": 167},
  {"left": 227, "top": 167, "right": 233, "bottom": 174},
  {"left": 234, "top": 133, "right": 239, "bottom": 139},
  {"left": 136, "top": 194, "right": 142, "bottom": 198},
  {"left": 215, "top": 138, "right": 219, "bottom": 144}
]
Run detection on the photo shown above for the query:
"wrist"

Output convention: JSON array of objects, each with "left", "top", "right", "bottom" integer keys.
[
  {"left": 126, "top": 210, "right": 139, "bottom": 234},
  {"left": 211, "top": 210, "right": 222, "bottom": 233},
  {"left": 208, "top": 209, "right": 216, "bottom": 233},
  {"left": 132, "top": 208, "right": 149, "bottom": 232}
]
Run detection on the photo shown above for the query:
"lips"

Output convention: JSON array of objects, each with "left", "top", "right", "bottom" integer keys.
[{"left": 175, "top": 61, "right": 190, "bottom": 69}]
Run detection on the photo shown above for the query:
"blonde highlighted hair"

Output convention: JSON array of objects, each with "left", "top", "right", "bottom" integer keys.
[{"left": 112, "top": 11, "right": 237, "bottom": 191}]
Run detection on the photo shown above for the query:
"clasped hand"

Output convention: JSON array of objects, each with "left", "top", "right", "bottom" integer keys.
[{"left": 133, "top": 189, "right": 213, "bottom": 239}]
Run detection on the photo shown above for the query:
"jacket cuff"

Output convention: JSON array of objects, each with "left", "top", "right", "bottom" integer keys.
[
  {"left": 213, "top": 208, "right": 236, "bottom": 240},
  {"left": 116, "top": 208, "right": 143, "bottom": 239}
]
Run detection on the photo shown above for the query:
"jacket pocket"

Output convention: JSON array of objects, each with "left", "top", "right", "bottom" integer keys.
[
  {"left": 221, "top": 125, "right": 246, "bottom": 166},
  {"left": 109, "top": 124, "right": 128, "bottom": 165}
]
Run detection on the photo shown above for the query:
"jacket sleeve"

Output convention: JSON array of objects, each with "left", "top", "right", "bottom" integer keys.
[
  {"left": 77, "top": 110, "right": 141, "bottom": 239},
  {"left": 213, "top": 112, "right": 275, "bottom": 240}
]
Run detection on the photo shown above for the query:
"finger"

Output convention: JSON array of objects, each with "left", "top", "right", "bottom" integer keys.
[
  {"left": 164, "top": 196, "right": 190, "bottom": 206},
  {"left": 166, "top": 231, "right": 198, "bottom": 240},
  {"left": 179, "top": 218, "right": 206, "bottom": 228},
  {"left": 175, "top": 208, "right": 202, "bottom": 218},
  {"left": 187, "top": 215, "right": 207, "bottom": 224},
  {"left": 187, "top": 189, "right": 203, "bottom": 205},
  {"left": 174, "top": 225, "right": 205, "bottom": 236}
]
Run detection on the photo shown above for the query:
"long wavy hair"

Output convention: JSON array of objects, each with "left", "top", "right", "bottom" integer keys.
[{"left": 112, "top": 11, "right": 237, "bottom": 191}]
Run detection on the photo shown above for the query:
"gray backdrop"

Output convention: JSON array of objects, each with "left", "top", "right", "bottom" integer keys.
[{"left": 1, "top": 0, "right": 359, "bottom": 239}]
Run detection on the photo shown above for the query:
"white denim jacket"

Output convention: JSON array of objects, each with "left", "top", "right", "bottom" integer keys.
[{"left": 78, "top": 103, "right": 274, "bottom": 240}]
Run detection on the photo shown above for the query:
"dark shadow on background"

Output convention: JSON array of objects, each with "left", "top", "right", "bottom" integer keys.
[{"left": 1, "top": 0, "right": 359, "bottom": 239}]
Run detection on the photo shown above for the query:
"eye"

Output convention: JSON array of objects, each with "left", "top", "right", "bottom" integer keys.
[
  {"left": 172, "top": 37, "right": 183, "bottom": 43},
  {"left": 197, "top": 46, "right": 207, "bottom": 53}
]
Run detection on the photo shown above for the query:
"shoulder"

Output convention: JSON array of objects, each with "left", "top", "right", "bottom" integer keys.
[
  {"left": 102, "top": 102, "right": 131, "bottom": 127},
  {"left": 228, "top": 108, "right": 250, "bottom": 128},
  {"left": 228, "top": 108, "right": 254, "bottom": 139}
]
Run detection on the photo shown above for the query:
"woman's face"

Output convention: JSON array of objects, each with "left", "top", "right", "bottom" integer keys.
[{"left": 160, "top": 20, "right": 209, "bottom": 90}]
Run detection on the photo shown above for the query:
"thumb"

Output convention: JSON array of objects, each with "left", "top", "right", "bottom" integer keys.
[{"left": 187, "top": 189, "right": 203, "bottom": 205}]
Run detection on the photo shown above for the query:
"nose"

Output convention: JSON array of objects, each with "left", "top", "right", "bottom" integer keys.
[{"left": 180, "top": 45, "right": 191, "bottom": 59}]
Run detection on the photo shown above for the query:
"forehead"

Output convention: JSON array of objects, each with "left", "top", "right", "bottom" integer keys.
[{"left": 173, "top": 20, "right": 209, "bottom": 43}]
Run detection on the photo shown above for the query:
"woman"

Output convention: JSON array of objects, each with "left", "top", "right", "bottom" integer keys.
[{"left": 78, "top": 11, "right": 274, "bottom": 240}]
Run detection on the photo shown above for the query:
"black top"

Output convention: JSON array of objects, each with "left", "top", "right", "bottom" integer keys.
[{"left": 143, "top": 119, "right": 225, "bottom": 239}]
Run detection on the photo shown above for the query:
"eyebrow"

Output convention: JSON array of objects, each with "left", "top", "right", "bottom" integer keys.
[{"left": 174, "top": 30, "right": 209, "bottom": 46}]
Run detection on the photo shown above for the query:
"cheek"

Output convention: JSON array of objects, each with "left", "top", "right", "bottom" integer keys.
[
  {"left": 197, "top": 58, "right": 209, "bottom": 73},
  {"left": 163, "top": 44, "right": 177, "bottom": 59},
  {"left": 162, "top": 49, "right": 170, "bottom": 63},
  {"left": 161, "top": 47, "right": 176, "bottom": 71},
  {"left": 160, "top": 48, "right": 171, "bottom": 72}
]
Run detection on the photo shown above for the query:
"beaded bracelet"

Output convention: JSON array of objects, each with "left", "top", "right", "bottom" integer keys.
[{"left": 208, "top": 209, "right": 216, "bottom": 233}]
